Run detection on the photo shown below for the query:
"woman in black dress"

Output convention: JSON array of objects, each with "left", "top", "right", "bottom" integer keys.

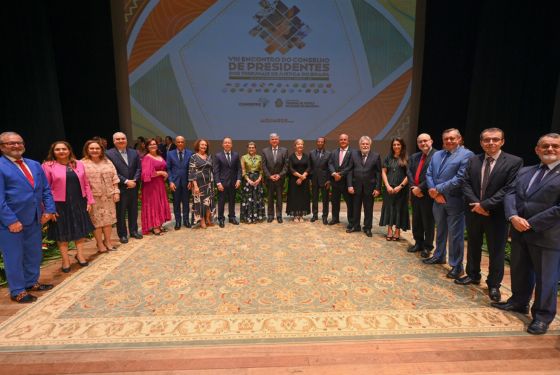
[
  {"left": 379, "top": 137, "right": 410, "bottom": 240},
  {"left": 286, "top": 139, "right": 311, "bottom": 222},
  {"left": 42, "top": 141, "right": 95, "bottom": 272}
]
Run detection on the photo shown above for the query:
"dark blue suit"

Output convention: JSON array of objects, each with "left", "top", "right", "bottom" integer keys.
[
  {"left": 504, "top": 163, "right": 560, "bottom": 324},
  {"left": 426, "top": 146, "right": 474, "bottom": 267},
  {"left": 167, "top": 148, "right": 193, "bottom": 225},
  {"left": 0, "top": 156, "right": 56, "bottom": 296},
  {"left": 213, "top": 151, "right": 242, "bottom": 220}
]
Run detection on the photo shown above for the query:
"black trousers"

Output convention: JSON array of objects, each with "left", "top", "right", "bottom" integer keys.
[
  {"left": 465, "top": 211, "right": 507, "bottom": 287},
  {"left": 352, "top": 189, "right": 373, "bottom": 230},
  {"left": 411, "top": 194, "right": 435, "bottom": 250},
  {"left": 218, "top": 186, "right": 237, "bottom": 220},
  {"left": 311, "top": 180, "right": 329, "bottom": 218},
  {"left": 331, "top": 183, "right": 353, "bottom": 225},
  {"left": 116, "top": 186, "right": 139, "bottom": 238},
  {"left": 266, "top": 179, "right": 284, "bottom": 218},
  {"left": 172, "top": 184, "right": 191, "bottom": 225}
]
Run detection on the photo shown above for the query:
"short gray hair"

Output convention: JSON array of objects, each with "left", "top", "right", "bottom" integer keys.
[
  {"left": 359, "top": 135, "right": 372, "bottom": 144},
  {"left": 269, "top": 133, "right": 279, "bottom": 139},
  {"left": 537, "top": 133, "right": 560, "bottom": 145},
  {"left": 0, "top": 132, "right": 22, "bottom": 142},
  {"left": 112, "top": 132, "right": 126, "bottom": 141}
]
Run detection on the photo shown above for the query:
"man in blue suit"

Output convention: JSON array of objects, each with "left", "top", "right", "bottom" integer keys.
[
  {"left": 167, "top": 136, "right": 193, "bottom": 230},
  {"left": 0, "top": 132, "right": 56, "bottom": 303},
  {"left": 214, "top": 137, "right": 242, "bottom": 228},
  {"left": 492, "top": 133, "right": 560, "bottom": 335},
  {"left": 424, "top": 128, "right": 474, "bottom": 279}
]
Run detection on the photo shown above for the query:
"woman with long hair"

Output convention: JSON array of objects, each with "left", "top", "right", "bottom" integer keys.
[
  {"left": 43, "top": 141, "right": 94, "bottom": 272},
  {"left": 379, "top": 137, "right": 410, "bottom": 240},
  {"left": 189, "top": 139, "right": 215, "bottom": 228}
]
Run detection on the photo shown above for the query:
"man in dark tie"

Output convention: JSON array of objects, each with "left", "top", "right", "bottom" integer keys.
[
  {"left": 492, "top": 133, "right": 560, "bottom": 335},
  {"left": 309, "top": 137, "right": 331, "bottom": 224},
  {"left": 214, "top": 137, "right": 242, "bottom": 228},
  {"left": 0, "top": 132, "right": 56, "bottom": 303},
  {"left": 456, "top": 128, "right": 522, "bottom": 303},
  {"left": 106, "top": 132, "right": 143, "bottom": 243},
  {"left": 424, "top": 128, "right": 474, "bottom": 279},
  {"left": 407, "top": 133, "right": 437, "bottom": 258},
  {"left": 346, "top": 136, "right": 381, "bottom": 237},
  {"left": 167, "top": 136, "right": 193, "bottom": 230},
  {"left": 328, "top": 133, "right": 354, "bottom": 229},
  {"left": 261, "top": 133, "right": 289, "bottom": 223}
]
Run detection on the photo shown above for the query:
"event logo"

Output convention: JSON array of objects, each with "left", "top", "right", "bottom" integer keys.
[{"left": 249, "top": 0, "right": 311, "bottom": 55}]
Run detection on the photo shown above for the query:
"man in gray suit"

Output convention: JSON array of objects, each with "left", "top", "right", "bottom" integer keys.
[
  {"left": 309, "top": 137, "right": 331, "bottom": 224},
  {"left": 262, "top": 133, "right": 288, "bottom": 223}
]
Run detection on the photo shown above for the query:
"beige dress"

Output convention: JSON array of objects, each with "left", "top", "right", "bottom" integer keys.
[{"left": 82, "top": 158, "right": 120, "bottom": 228}]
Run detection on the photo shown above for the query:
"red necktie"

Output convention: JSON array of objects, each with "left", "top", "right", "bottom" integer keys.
[
  {"left": 414, "top": 153, "right": 426, "bottom": 186},
  {"left": 15, "top": 159, "right": 35, "bottom": 187}
]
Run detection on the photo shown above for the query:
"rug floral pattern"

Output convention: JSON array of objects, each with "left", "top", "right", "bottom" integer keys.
[{"left": 0, "top": 222, "right": 557, "bottom": 350}]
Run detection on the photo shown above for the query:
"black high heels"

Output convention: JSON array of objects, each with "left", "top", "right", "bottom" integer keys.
[{"left": 75, "top": 255, "right": 89, "bottom": 267}]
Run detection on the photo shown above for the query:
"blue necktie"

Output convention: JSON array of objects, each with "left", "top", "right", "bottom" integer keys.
[
  {"left": 526, "top": 165, "right": 548, "bottom": 195},
  {"left": 438, "top": 151, "right": 451, "bottom": 175}
]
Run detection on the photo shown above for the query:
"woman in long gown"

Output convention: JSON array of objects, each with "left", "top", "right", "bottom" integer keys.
[
  {"left": 189, "top": 139, "right": 215, "bottom": 228},
  {"left": 379, "top": 137, "right": 410, "bottom": 240},
  {"left": 286, "top": 139, "right": 311, "bottom": 222},
  {"left": 240, "top": 142, "right": 265, "bottom": 223},
  {"left": 141, "top": 138, "right": 171, "bottom": 235}
]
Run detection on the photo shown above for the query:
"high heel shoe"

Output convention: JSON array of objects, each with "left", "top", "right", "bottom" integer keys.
[
  {"left": 102, "top": 241, "right": 117, "bottom": 251},
  {"left": 61, "top": 266, "right": 71, "bottom": 273},
  {"left": 75, "top": 255, "right": 89, "bottom": 267},
  {"left": 96, "top": 245, "right": 108, "bottom": 254},
  {"left": 151, "top": 228, "right": 163, "bottom": 236}
]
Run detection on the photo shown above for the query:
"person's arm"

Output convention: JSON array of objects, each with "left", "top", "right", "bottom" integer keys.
[
  {"left": 279, "top": 149, "right": 289, "bottom": 178},
  {"left": 132, "top": 152, "right": 141, "bottom": 182},
  {"left": 261, "top": 151, "right": 272, "bottom": 179},
  {"left": 374, "top": 156, "right": 382, "bottom": 192},
  {"left": 462, "top": 156, "right": 478, "bottom": 204},
  {"left": 0, "top": 170, "right": 20, "bottom": 227},
  {"left": 79, "top": 162, "right": 95, "bottom": 205},
  {"left": 141, "top": 157, "right": 154, "bottom": 183}
]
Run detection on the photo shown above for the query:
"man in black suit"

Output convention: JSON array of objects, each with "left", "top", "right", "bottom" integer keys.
[
  {"left": 346, "top": 136, "right": 381, "bottom": 237},
  {"left": 106, "top": 132, "right": 143, "bottom": 243},
  {"left": 407, "top": 133, "right": 437, "bottom": 258},
  {"left": 456, "top": 128, "right": 522, "bottom": 303},
  {"left": 309, "top": 137, "right": 331, "bottom": 224},
  {"left": 261, "top": 133, "right": 289, "bottom": 223},
  {"left": 214, "top": 137, "right": 242, "bottom": 228},
  {"left": 492, "top": 133, "right": 560, "bottom": 335},
  {"left": 328, "top": 133, "right": 354, "bottom": 229}
]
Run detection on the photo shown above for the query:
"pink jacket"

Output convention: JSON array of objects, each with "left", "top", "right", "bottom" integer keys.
[{"left": 42, "top": 160, "right": 95, "bottom": 204}]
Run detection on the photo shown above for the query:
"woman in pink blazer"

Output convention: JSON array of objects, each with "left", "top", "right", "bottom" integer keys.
[{"left": 42, "top": 141, "right": 95, "bottom": 273}]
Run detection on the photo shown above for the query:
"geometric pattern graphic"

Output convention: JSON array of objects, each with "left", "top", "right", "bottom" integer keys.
[{"left": 0, "top": 222, "right": 557, "bottom": 351}]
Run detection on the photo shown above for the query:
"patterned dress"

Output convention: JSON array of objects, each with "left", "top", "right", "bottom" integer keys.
[
  {"left": 188, "top": 153, "right": 215, "bottom": 222},
  {"left": 82, "top": 158, "right": 119, "bottom": 228},
  {"left": 379, "top": 155, "right": 410, "bottom": 230},
  {"left": 141, "top": 155, "right": 171, "bottom": 233},
  {"left": 240, "top": 154, "right": 265, "bottom": 223}
]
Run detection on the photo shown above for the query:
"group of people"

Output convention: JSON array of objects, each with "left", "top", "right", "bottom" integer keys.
[{"left": 0, "top": 129, "right": 559, "bottom": 336}]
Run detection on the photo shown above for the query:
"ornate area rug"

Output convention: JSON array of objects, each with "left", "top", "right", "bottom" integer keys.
[{"left": 0, "top": 221, "right": 558, "bottom": 351}]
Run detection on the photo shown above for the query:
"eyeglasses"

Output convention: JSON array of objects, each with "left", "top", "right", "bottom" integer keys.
[
  {"left": 481, "top": 137, "right": 503, "bottom": 144},
  {"left": 0, "top": 141, "right": 25, "bottom": 146},
  {"left": 538, "top": 143, "right": 560, "bottom": 150}
]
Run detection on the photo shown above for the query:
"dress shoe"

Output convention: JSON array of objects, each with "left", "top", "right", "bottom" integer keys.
[
  {"left": 365, "top": 229, "right": 373, "bottom": 237},
  {"left": 407, "top": 244, "right": 422, "bottom": 253},
  {"left": 328, "top": 220, "right": 340, "bottom": 225},
  {"left": 346, "top": 227, "right": 360, "bottom": 233},
  {"left": 527, "top": 320, "right": 549, "bottom": 335},
  {"left": 229, "top": 218, "right": 239, "bottom": 225},
  {"left": 184, "top": 221, "right": 192, "bottom": 228},
  {"left": 322, "top": 217, "right": 328, "bottom": 225},
  {"left": 454, "top": 276, "right": 481, "bottom": 285},
  {"left": 490, "top": 300, "right": 529, "bottom": 314},
  {"left": 422, "top": 256, "right": 445, "bottom": 264},
  {"left": 277, "top": 217, "right": 283, "bottom": 223},
  {"left": 346, "top": 224, "right": 354, "bottom": 230},
  {"left": 10, "top": 291, "right": 37, "bottom": 303},
  {"left": 488, "top": 287, "right": 501, "bottom": 302},
  {"left": 174, "top": 224, "right": 181, "bottom": 230},
  {"left": 218, "top": 219, "right": 225, "bottom": 228},
  {"left": 119, "top": 236, "right": 128, "bottom": 244},
  {"left": 420, "top": 249, "right": 430, "bottom": 258},
  {"left": 446, "top": 266, "right": 463, "bottom": 279},
  {"left": 26, "top": 283, "right": 54, "bottom": 292},
  {"left": 310, "top": 216, "right": 318, "bottom": 222},
  {"left": 131, "top": 232, "right": 143, "bottom": 239},
  {"left": 267, "top": 217, "right": 274, "bottom": 223}
]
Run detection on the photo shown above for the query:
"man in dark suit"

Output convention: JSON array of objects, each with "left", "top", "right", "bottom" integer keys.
[
  {"left": 161, "top": 136, "right": 176, "bottom": 160},
  {"left": 167, "top": 136, "right": 193, "bottom": 230},
  {"left": 214, "top": 137, "right": 242, "bottom": 227},
  {"left": 328, "top": 133, "right": 354, "bottom": 229},
  {"left": 425, "top": 128, "right": 474, "bottom": 279},
  {"left": 456, "top": 128, "right": 522, "bottom": 302},
  {"left": 106, "top": 132, "right": 143, "bottom": 243},
  {"left": 492, "top": 133, "right": 560, "bottom": 335},
  {"left": 0, "top": 132, "right": 56, "bottom": 303},
  {"left": 407, "top": 133, "right": 437, "bottom": 258},
  {"left": 346, "top": 136, "right": 381, "bottom": 237},
  {"left": 309, "top": 137, "right": 331, "bottom": 224},
  {"left": 262, "top": 133, "right": 289, "bottom": 223}
]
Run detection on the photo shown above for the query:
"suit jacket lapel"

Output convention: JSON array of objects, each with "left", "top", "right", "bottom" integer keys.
[
  {"left": 3, "top": 157, "right": 34, "bottom": 189},
  {"left": 528, "top": 163, "right": 560, "bottom": 197}
]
